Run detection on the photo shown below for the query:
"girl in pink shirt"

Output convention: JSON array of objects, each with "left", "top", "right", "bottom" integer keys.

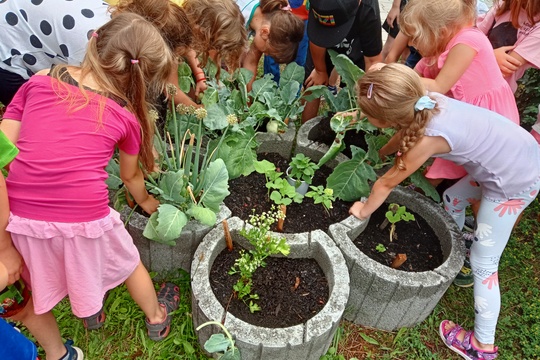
[
  {"left": 0, "top": 13, "right": 179, "bottom": 360},
  {"left": 400, "top": 0, "right": 520, "bottom": 185}
]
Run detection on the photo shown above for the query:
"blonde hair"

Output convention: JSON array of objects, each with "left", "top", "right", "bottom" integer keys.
[
  {"left": 357, "top": 64, "right": 439, "bottom": 171},
  {"left": 183, "top": 0, "right": 248, "bottom": 76},
  {"left": 496, "top": 0, "right": 540, "bottom": 27},
  {"left": 260, "top": 0, "right": 305, "bottom": 63},
  {"left": 111, "top": 0, "right": 193, "bottom": 56},
  {"left": 52, "top": 13, "right": 174, "bottom": 172},
  {"left": 400, "top": 0, "right": 476, "bottom": 58}
]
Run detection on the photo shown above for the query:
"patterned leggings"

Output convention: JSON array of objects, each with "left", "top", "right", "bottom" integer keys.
[{"left": 443, "top": 175, "right": 540, "bottom": 344}]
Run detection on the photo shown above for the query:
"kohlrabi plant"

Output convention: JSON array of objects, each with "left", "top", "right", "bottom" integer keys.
[{"left": 196, "top": 321, "right": 241, "bottom": 360}]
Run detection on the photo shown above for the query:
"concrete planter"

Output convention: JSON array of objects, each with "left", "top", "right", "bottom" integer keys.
[
  {"left": 121, "top": 205, "right": 231, "bottom": 276},
  {"left": 328, "top": 186, "right": 464, "bottom": 331},
  {"left": 256, "top": 121, "right": 296, "bottom": 159},
  {"left": 191, "top": 217, "right": 350, "bottom": 360}
]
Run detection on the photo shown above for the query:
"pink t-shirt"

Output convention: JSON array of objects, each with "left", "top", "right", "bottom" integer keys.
[
  {"left": 4, "top": 75, "right": 141, "bottom": 222},
  {"left": 415, "top": 27, "right": 519, "bottom": 124},
  {"left": 477, "top": 6, "right": 540, "bottom": 93}
]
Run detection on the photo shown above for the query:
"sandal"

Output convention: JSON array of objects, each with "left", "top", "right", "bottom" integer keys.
[
  {"left": 145, "top": 282, "right": 180, "bottom": 341},
  {"left": 439, "top": 320, "right": 498, "bottom": 360},
  {"left": 81, "top": 293, "right": 108, "bottom": 330}
]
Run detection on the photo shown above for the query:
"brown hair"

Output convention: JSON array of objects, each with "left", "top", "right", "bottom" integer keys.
[
  {"left": 400, "top": 0, "right": 476, "bottom": 58},
  {"left": 52, "top": 13, "right": 174, "bottom": 171},
  {"left": 496, "top": 0, "right": 540, "bottom": 28},
  {"left": 112, "top": 0, "right": 193, "bottom": 56},
  {"left": 357, "top": 64, "right": 438, "bottom": 171},
  {"left": 260, "top": 0, "right": 305, "bottom": 63},
  {"left": 183, "top": 0, "right": 248, "bottom": 75}
]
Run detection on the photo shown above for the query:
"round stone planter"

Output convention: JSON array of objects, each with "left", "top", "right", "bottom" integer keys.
[
  {"left": 256, "top": 121, "right": 296, "bottom": 159},
  {"left": 121, "top": 204, "right": 231, "bottom": 276},
  {"left": 328, "top": 186, "right": 464, "bottom": 331},
  {"left": 191, "top": 217, "right": 350, "bottom": 360}
]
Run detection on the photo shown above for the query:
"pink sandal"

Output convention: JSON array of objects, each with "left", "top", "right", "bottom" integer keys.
[{"left": 439, "top": 320, "right": 498, "bottom": 360}]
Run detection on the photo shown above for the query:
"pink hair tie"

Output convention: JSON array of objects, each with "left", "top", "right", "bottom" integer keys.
[
  {"left": 130, "top": 59, "right": 139, "bottom": 64},
  {"left": 91, "top": 32, "right": 98, "bottom": 38},
  {"left": 396, "top": 151, "right": 402, "bottom": 157},
  {"left": 281, "top": 5, "right": 291, "bottom": 10}
]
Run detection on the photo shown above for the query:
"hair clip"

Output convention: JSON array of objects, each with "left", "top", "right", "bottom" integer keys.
[
  {"left": 367, "top": 83, "right": 374, "bottom": 99},
  {"left": 414, "top": 96, "right": 437, "bottom": 111},
  {"left": 281, "top": 5, "right": 291, "bottom": 10},
  {"left": 91, "top": 32, "right": 98, "bottom": 38},
  {"left": 130, "top": 59, "right": 139, "bottom": 64}
]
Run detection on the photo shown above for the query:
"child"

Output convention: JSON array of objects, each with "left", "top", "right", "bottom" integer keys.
[
  {"left": 238, "top": 0, "right": 305, "bottom": 88},
  {"left": 350, "top": 63, "right": 540, "bottom": 360},
  {"left": 182, "top": 0, "right": 248, "bottom": 79},
  {"left": 1, "top": 13, "right": 180, "bottom": 360},
  {"left": 396, "top": 0, "right": 520, "bottom": 185}
]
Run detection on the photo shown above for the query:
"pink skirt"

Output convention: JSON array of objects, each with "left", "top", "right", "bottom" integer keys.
[
  {"left": 424, "top": 158, "right": 468, "bottom": 180},
  {"left": 7, "top": 208, "right": 140, "bottom": 318}
]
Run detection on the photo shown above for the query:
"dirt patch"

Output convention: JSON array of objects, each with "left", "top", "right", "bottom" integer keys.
[
  {"left": 352, "top": 205, "right": 444, "bottom": 272},
  {"left": 210, "top": 245, "right": 328, "bottom": 328}
]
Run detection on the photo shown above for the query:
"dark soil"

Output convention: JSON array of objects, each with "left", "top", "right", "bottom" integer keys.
[
  {"left": 353, "top": 205, "right": 444, "bottom": 272},
  {"left": 210, "top": 245, "right": 328, "bottom": 328},
  {"left": 307, "top": 114, "right": 369, "bottom": 158},
  {"left": 224, "top": 152, "right": 353, "bottom": 233}
]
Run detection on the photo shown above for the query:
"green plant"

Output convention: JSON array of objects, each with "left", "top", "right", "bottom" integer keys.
[
  {"left": 305, "top": 185, "right": 335, "bottom": 214},
  {"left": 375, "top": 243, "right": 387, "bottom": 253},
  {"left": 229, "top": 208, "right": 290, "bottom": 312},
  {"left": 381, "top": 203, "right": 415, "bottom": 242},
  {"left": 196, "top": 321, "right": 241, "bottom": 359},
  {"left": 288, "top": 153, "right": 319, "bottom": 185},
  {"left": 516, "top": 68, "right": 540, "bottom": 130},
  {"left": 254, "top": 159, "right": 303, "bottom": 206}
]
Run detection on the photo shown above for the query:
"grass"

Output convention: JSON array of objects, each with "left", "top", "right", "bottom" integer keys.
[{"left": 16, "top": 198, "right": 540, "bottom": 359}]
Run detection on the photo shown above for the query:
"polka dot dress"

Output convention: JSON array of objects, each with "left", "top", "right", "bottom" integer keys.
[{"left": 0, "top": 0, "right": 111, "bottom": 79}]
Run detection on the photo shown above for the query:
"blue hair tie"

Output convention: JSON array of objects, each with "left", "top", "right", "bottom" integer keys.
[{"left": 414, "top": 96, "right": 437, "bottom": 111}]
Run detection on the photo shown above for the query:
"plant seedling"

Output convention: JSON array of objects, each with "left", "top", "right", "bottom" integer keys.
[
  {"left": 375, "top": 243, "right": 386, "bottom": 253},
  {"left": 288, "top": 153, "right": 319, "bottom": 186},
  {"left": 196, "top": 321, "right": 241, "bottom": 359},
  {"left": 305, "top": 186, "right": 336, "bottom": 214},
  {"left": 380, "top": 203, "right": 415, "bottom": 242}
]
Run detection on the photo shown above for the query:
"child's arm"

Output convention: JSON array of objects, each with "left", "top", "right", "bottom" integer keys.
[
  {"left": 184, "top": 49, "right": 208, "bottom": 97},
  {"left": 242, "top": 44, "right": 263, "bottom": 92},
  {"left": 305, "top": 42, "right": 329, "bottom": 87},
  {"left": 378, "top": 130, "right": 403, "bottom": 159},
  {"left": 119, "top": 150, "right": 159, "bottom": 214},
  {"left": 385, "top": 32, "right": 410, "bottom": 63},
  {"left": 493, "top": 46, "right": 524, "bottom": 77},
  {"left": 0, "top": 177, "right": 23, "bottom": 285},
  {"left": 167, "top": 59, "right": 201, "bottom": 108},
  {"left": 350, "top": 135, "right": 447, "bottom": 219},
  {"left": 420, "top": 44, "right": 476, "bottom": 94},
  {"left": 385, "top": 0, "right": 401, "bottom": 29}
]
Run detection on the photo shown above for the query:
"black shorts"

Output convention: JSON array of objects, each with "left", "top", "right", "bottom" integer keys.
[
  {"left": 382, "top": 0, "right": 408, "bottom": 39},
  {"left": 0, "top": 68, "right": 28, "bottom": 106}
]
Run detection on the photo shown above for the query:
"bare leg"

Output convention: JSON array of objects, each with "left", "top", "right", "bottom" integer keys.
[
  {"left": 301, "top": 98, "right": 321, "bottom": 124},
  {"left": 124, "top": 261, "right": 165, "bottom": 324},
  {"left": 11, "top": 297, "right": 66, "bottom": 359}
]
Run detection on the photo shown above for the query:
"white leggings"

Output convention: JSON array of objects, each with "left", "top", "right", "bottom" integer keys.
[{"left": 443, "top": 175, "right": 540, "bottom": 344}]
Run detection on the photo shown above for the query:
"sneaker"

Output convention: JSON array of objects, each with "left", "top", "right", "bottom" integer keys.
[
  {"left": 463, "top": 232, "right": 475, "bottom": 257},
  {"left": 454, "top": 258, "right": 474, "bottom": 288},
  {"left": 60, "top": 340, "right": 84, "bottom": 360},
  {"left": 327, "top": 85, "right": 338, "bottom": 95}
]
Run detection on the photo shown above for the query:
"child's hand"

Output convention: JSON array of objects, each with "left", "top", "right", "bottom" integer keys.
[
  {"left": 493, "top": 46, "right": 521, "bottom": 77},
  {"left": 194, "top": 80, "right": 207, "bottom": 98},
  {"left": 0, "top": 242, "right": 23, "bottom": 285},
  {"left": 140, "top": 194, "right": 160, "bottom": 215},
  {"left": 349, "top": 201, "right": 368, "bottom": 220}
]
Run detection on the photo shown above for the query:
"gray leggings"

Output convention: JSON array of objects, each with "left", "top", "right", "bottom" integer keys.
[{"left": 443, "top": 175, "right": 540, "bottom": 344}]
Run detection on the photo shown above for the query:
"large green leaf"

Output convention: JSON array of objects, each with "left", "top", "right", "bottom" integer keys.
[
  {"left": 280, "top": 62, "right": 305, "bottom": 89},
  {"left": 203, "top": 334, "right": 230, "bottom": 353},
  {"left": 177, "top": 62, "right": 195, "bottom": 93},
  {"left": 198, "top": 159, "right": 230, "bottom": 213},
  {"left": 204, "top": 104, "right": 229, "bottom": 131},
  {"left": 279, "top": 81, "right": 301, "bottom": 106},
  {"left": 221, "top": 349, "right": 241, "bottom": 360},
  {"left": 408, "top": 170, "right": 441, "bottom": 202},
  {"left": 187, "top": 204, "right": 217, "bottom": 226},
  {"left": 105, "top": 158, "right": 122, "bottom": 189},
  {"left": 155, "top": 204, "right": 188, "bottom": 242},
  {"left": 158, "top": 171, "right": 185, "bottom": 204},
  {"left": 201, "top": 86, "right": 219, "bottom": 107},
  {"left": 327, "top": 147, "right": 377, "bottom": 201},
  {"left": 222, "top": 131, "right": 259, "bottom": 178},
  {"left": 250, "top": 75, "right": 277, "bottom": 102},
  {"left": 328, "top": 50, "right": 364, "bottom": 89}
]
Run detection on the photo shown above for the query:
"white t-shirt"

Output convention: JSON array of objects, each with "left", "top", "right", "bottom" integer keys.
[
  {"left": 0, "top": 0, "right": 111, "bottom": 79},
  {"left": 477, "top": 6, "right": 540, "bottom": 92},
  {"left": 236, "top": 0, "right": 259, "bottom": 28}
]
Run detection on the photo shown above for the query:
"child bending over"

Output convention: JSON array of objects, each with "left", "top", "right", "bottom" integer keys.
[
  {"left": 1, "top": 13, "right": 180, "bottom": 360},
  {"left": 350, "top": 63, "right": 540, "bottom": 360}
]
